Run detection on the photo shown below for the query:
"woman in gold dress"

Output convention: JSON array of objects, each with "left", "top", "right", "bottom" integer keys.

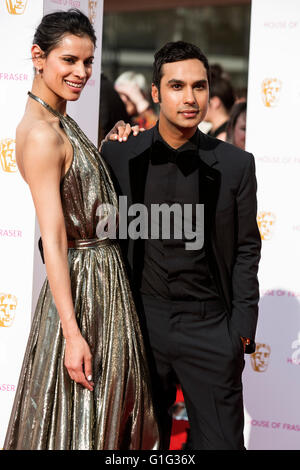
[{"left": 4, "top": 9, "right": 159, "bottom": 450}]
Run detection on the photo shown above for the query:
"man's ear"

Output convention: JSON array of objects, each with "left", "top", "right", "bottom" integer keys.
[{"left": 151, "top": 83, "right": 160, "bottom": 104}]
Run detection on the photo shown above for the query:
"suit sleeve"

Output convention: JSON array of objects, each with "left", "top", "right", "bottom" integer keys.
[{"left": 230, "top": 154, "right": 261, "bottom": 354}]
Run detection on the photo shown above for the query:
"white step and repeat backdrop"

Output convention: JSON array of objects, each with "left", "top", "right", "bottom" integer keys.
[
  {"left": 244, "top": 0, "right": 300, "bottom": 450},
  {"left": 0, "top": 0, "right": 103, "bottom": 448}
]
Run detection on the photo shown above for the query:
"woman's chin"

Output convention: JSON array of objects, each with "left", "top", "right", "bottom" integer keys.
[
  {"left": 67, "top": 95, "right": 81, "bottom": 102},
  {"left": 64, "top": 90, "right": 82, "bottom": 102}
]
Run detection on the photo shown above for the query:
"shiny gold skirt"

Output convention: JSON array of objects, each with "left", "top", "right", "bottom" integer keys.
[{"left": 4, "top": 241, "right": 159, "bottom": 450}]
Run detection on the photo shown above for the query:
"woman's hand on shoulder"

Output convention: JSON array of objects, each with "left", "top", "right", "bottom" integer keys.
[{"left": 102, "top": 120, "right": 145, "bottom": 146}]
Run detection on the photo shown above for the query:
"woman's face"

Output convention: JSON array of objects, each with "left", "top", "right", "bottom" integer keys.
[
  {"left": 233, "top": 111, "right": 246, "bottom": 150},
  {"left": 119, "top": 93, "right": 137, "bottom": 116},
  {"left": 39, "top": 34, "right": 94, "bottom": 101}
]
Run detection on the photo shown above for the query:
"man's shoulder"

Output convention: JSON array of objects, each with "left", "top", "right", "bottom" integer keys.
[{"left": 202, "top": 132, "right": 254, "bottom": 167}]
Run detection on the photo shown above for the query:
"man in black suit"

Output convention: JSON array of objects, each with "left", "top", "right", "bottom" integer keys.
[{"left": 101, "top": 41, "right": 261, "bottom": 450}]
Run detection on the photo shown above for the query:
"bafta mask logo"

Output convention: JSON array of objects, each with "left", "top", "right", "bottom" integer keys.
[
  {"left": 88, "top": 1, "right": 98, "bottom": 25},
  {"left": 0, "top": 138, "right": 17, "bottom": 173},
  {"left": 251, "top": 343, "right": 271, "bottom": 372},
  {"left": 291, "top": 331, "right": 300, "bottom": 365},
  {"left": 6, "top": 0, "right": 28, "bottom": 15},
  {"left": 0, "top": 293, "right": 17, "bottom": 328},
  {"left": 257, "top": 211, "right": 276, "bottom": 241},
  {"left": 261, "top": 78, "right": 282, "bottom": 107}
]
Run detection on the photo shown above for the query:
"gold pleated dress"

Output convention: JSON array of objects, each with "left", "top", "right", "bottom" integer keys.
[{"left": 4, "top": 92, "right": 160, "bottom": 450}]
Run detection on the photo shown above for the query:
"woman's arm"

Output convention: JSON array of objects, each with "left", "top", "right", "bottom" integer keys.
[{"left": 22, "top": 123, "right": 93, "bottom": 391}]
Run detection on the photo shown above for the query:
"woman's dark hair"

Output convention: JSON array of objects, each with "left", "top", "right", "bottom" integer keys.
[
  {"left": 152, "top": 41, "right": 210, "bottom": 93},
  {"left": 226, "top": 101, "right": 247, "bottom": 143},
  {"left": 209, "top": 64, "right": 235, "bottom": 112},
  {"left": 33, "top": 9, "right": 96, "bottom": 56}
]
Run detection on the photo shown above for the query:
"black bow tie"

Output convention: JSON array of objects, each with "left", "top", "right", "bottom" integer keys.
[{"left": 150, "top": 140, "right": 199, "bottom": 176}]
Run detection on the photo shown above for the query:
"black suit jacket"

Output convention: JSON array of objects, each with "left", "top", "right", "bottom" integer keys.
[{"left": 101, "top": 126, "right": 261, "bottom": 354}]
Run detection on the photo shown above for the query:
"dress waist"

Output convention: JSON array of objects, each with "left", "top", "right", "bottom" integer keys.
[{"left": 67, "top": 238, "right": 116, "bottom": 249}]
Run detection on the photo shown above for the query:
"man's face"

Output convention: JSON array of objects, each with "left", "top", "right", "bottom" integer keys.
[{"left": 152, "top": 58, "right": 209, "bottom": 132}]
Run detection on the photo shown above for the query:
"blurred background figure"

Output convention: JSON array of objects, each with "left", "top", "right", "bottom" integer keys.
[
  {"left": 205, "top": 64, "right": 235, "bottom": 140},
  {"left": 114, "top": 71, "right": 157, "bottom": 129},
  {"left": 235, "top": 87, "right": 248, "bottom": 104},
  {"left": 98, "top": 73, "right": 130, "bottom": 143},
  {"left": 226, "top": 101, "right": 247, "bottom": 150},
  {"left": 170, "top": 402, "right": 189, "bottom": 421}
]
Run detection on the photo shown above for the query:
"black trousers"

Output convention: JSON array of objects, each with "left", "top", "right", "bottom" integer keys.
[{"left": 141, "top": 294, "right": 245, "bottom": 450}]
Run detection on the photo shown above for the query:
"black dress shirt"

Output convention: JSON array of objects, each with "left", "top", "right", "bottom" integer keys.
[{"left": 140, "top": 124, "right": 219, "bottom": 301}]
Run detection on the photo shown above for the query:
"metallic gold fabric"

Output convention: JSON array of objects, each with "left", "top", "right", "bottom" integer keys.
[{"left": 4, "top": 93, "right": 160, "bottom": 450}]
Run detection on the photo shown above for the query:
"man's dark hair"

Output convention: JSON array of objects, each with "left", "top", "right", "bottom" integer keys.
[
  {"left": 152, "top": 41, "right": 210, "bottom": 92},
  {"left": 33, "top": 9, "right": 97, "bottom": 56}
]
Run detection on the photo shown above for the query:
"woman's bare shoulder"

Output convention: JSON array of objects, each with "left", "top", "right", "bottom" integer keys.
[
  {"left": 18, "top": 115, "right": 63, "bottom": 150},
  {"left": 16, "top": 116, "right": 65, "bottom": 181}
]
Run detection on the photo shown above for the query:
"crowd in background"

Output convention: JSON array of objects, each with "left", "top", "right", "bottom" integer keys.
[{"left": 99, "top": 64, "right": 247, "bottom": 151}]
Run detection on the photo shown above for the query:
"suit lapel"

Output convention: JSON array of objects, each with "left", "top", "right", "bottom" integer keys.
[
  {"left": 197, "top": 137, "right": 221, "bottom": 254},
  {"left": 196, "top": 136, "right": 227, "bottom": 307},
  {"left": 127, "top": 129, "right": 154, "bottom": 287},
  {"left": 128, "top": 127, "right": 154, "bottom": 204},
  {"left": 129, "top": 148, "right": 151, "bottom": 205},
  {"left": 197, "top": 137, "right": 220, "bottom": 215}
]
